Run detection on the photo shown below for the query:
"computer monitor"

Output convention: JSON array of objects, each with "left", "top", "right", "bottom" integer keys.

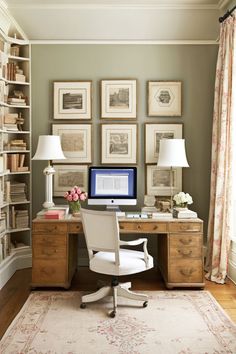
[{"left": 88, "top": 166, "right": 137, "bottom": 211}]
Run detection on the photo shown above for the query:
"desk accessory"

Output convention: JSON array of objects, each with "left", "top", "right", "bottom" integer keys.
[
  {"left": 157, "top": 139, "right": 189, "bottom": 211},
  {"left": 32, "top": 135, "right": 66, "bottom": 209}
]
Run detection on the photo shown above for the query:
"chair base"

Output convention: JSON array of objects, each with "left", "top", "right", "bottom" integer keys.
[{"left": 80, "top": 279, "right": 148, "bottom": 317}]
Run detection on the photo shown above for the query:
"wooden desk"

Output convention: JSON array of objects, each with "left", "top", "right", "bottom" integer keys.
[{"left": 32, "top": 216, "right": 205, "bottom": 290}]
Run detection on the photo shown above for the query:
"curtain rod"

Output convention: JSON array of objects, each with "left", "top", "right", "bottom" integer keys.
[{"left": 219, "top": 5, "right": 236, "bottom": 23}]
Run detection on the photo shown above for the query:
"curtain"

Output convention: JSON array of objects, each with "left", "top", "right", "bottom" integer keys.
[{"left": 205, "top": 12, "right": 236, "bottom": 284}]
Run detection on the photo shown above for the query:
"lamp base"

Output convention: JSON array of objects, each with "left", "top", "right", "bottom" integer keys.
[{"left": 42, "top": 201, "right": 55, "bottom": 209}]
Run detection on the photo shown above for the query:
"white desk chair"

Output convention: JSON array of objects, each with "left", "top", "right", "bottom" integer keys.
[{"left": 80, "top": 208, "right": 154, "bottom": 317}]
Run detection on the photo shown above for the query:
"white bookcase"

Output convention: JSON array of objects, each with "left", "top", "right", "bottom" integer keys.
[{"left": 0, "top": 12, "right": 31, "bottom": 288}]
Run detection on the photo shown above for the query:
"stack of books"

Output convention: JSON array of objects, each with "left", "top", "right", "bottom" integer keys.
[
  {"left": 15, "top": 209, "right": 29, "bottom": 229},
  {"left": 173, "top": 208, "right": 198, "bottom": 219},
  {"left": 5, "top": 181, "right": 27, "bottom": 203},
  {"left": 37, "top": 205, "right": 69, "bottom": 219},
  {"left": 8, "top": 97, "right": 26, "bottom": 106},
  {"left": 44, "top": 210, "right": 66, "bottom": 220},
  {"left": 152, "top": 212, "right": 173, "bottom": 219}
]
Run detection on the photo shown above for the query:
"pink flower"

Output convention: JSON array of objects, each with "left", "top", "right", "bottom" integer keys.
[
  {"left": 73, "top": 193, "right": 79, "bottom": 201},
  {"left": 67, "top": 194, "right": 73, "bottom": 202},
  {"left": 80, "top": 193, "right": 87, "bottom": 201},
  {"left": 64, "top": 192, "right": 69, "bottom": 198},
  {"left": 76, "top": 187, "right": 82, "bottom": 195}
]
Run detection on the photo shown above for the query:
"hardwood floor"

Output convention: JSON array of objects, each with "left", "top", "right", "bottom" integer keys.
[{"left": 0, "top": 267, "right": 236, "bottom": 340}]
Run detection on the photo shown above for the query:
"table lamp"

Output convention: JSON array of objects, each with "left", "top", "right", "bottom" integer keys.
[
  {"left": 157, "top": 139, "right": 189, "bottom": 211},
  {"left": 32, "top": 135, "right": 66, "bottom": 209}
]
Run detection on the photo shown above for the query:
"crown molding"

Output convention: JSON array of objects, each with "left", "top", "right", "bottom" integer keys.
[
  {"left": 0, "top": 0, "right": 7, "bottom": 9},
  {"left": 0, "top": 0, "right": 28, "bottom": 39},
  {"left": 30, "top": 39, "right": 218, "bottom": 45},
  {"left": 7, "top": 3, "right": 219, "bottom": 10}
]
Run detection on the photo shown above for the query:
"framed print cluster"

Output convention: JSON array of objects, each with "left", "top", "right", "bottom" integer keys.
[
  {"left": 54, "top": 81, "right": 92, "bottom": 120},
  {"left": 53, "top": 165, "right": 88, "bottom": 197},
  {"left": 148, "top": 81, "right": 182, "bottom": 116},
  {"left": 101, "top": 124, "right": 137, "bottom": 164},
  {"left": 145, "top": 123, "right": 182, "bottom": 164},
  {"left": 146, "top": 165, "right": 182, "bottom": 196},
  {"left": 101, "top": 79, "right": 137, "bottom": 119},
  {"left": 52, "top": 124, "right": 92, "bottom": 163}
]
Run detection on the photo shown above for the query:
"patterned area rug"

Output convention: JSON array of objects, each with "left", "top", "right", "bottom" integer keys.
[{"left": 0, "top": 290, "right": 236, "bottom": 354}]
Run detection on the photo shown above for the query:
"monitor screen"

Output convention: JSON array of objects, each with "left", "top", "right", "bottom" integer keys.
[{"left": 88, "top": 166, "right": 137, "bottom": 209}]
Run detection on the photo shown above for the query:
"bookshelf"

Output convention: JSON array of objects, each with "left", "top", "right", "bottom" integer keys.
[{"left": 0, "top": 12, "right": 31, "bottom": 288}]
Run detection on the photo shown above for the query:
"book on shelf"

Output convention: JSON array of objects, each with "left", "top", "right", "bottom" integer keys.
[
  {"left": 7, "top": 153, "right": 28, "bottom": 172},
  {"left": 173, "top": 208, "right": 198, "bottom": 219},
  {"left": 5, "top": 181, "right": 27, "bottom": 203}
]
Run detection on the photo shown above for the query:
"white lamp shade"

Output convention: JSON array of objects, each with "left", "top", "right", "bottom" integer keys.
[
  {"left": 157, "top": 139, "right": 189, "bottom": 167},
  {"left": 32, "top": 135, "right": 66, "bottom": 160}
]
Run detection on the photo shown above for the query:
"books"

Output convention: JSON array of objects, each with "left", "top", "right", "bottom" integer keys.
[
  {"left": 44, "top": 210, "right": 65, "bottom": 220},
  {"left": 173, "top": 208, "right": 198, "bottom": 219},
  {"left": 141, "top": 206, "right": 158, "bottom": 213},
  {"left": 37, "top": 205, "right": 69, "bottom": 219},
  {"left": 152, "top": 212, "right": 173, "bottom": 219}
]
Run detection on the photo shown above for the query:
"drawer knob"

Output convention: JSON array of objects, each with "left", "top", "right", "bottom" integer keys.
[
  {"left": 178, "top": 249, "right": 192, "bottom": 257},
  {"left": 137, "top": 225, "right": 141, "bottom": 230},
  {"left": 180, "top": 268, "right": 195, "bottom": 276},
  {"left": 179, "top": 238, "right": 192, "bottom": 245}
]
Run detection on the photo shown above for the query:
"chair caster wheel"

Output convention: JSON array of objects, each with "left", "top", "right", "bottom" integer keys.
[
  {"left": 109, "top": 310, "right": 116, "bottom": 318},
  {"left": 143, "top": 301, "right": 148, "bottom": 308},
  {"left": 80, "top": 303, "right": 86, "bottom": 309}
]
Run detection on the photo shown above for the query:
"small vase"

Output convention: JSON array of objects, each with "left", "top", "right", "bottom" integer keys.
[
  {"left": 176, "top": 203, "right": 188, "bottom": 210},
  {"left": 69, "top": 201, "right": 81, "bottom": 217}
]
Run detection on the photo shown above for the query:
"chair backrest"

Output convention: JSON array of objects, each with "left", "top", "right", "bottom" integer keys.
[{"left": 80, "top": 208, "right": 120, "bottom": 265}]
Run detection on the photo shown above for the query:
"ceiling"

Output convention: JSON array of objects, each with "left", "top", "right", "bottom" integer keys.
[{"left": 1, "top": 0, "right": 232, "bottom": 42}]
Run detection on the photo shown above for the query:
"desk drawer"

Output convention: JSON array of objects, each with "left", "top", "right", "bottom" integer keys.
[
  {"left": 169, "top": 222, "right": 202, "bottom": 233},
  {"left": 33, "top": 243, "right": 66, "bottom": 259},
  {"left": 120, "top": 222, "right": 167, "bottom": 233},
  {"left": 33, "top": 234, "right": 67, "bottom": 248},
  {"left": 68, "top": 223, "right": 83, "bottom": 233},
  {"left": 33, "top": 222, "right": 67, "bottom": 234},
  {"left": 170, "top": 233, "right": 202, "bottom": 249},
  {"left": 32, "top": 259, "right": 67, "bottom": 284},
  {"left": 169, "top": 259, "right": 203, "bottom": 283}
]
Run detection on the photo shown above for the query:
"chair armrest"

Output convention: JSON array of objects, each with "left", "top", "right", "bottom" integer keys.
[{"left": 120, "top": 238, "right": 150, "bottom": 266}]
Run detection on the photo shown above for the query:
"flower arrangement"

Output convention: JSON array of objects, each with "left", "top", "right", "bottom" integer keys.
[
  {"left": 64, "top": 186, "right": 87, "bottom": 215},
  {"left": 173, "top": 192, "right": 193, "bottom": 208}
]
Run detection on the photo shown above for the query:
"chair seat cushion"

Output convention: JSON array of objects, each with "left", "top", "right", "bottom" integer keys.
[{"left": 90, "top": 249, "right": 154, "bottom": 276}]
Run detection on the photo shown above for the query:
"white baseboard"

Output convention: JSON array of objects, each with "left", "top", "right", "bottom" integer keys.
[{"left": 0, "top": 248, "right": 32, "bottom": 289}]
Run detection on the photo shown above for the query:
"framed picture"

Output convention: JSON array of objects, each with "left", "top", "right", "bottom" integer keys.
[
  {"left": 148, "top": 81, "right": 182, "bottom": 116},
  {"left": 101, "top": 123, "right": 137, "bottom": 164},
  {"left": 52, "top": 124, "right": 92, "bottom": 163},
  {"left": 101, "top": 79, "right": 137, "bottom": 119},
  {"left": 53, "top": 81, "right": 92, "bottom": 119},
  {"left": 145, "top": 123, "right": 182, "bottom": 164},
  {"left": 146, "top": 165, "right": 182, "bottom": 196},
  {"left": 53, "top": 165, "right": 88, "bottom": 197}
]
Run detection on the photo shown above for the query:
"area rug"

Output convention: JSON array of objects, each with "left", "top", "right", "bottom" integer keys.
[{"left": 0, "top": 291, "right": 236, "bottom": 354}]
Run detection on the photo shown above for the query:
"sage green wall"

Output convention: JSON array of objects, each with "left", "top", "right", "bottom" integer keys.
[{"left": 31, "top": 44, "right": 218, "bottom": 239}]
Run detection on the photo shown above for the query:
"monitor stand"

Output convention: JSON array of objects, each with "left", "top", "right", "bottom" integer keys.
[{"left": 106, "top": 205, "right": 121, "bottom": 212}]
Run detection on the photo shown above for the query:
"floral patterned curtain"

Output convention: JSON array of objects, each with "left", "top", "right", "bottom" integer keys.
[{"left": 205, "top": 12, "right": 236, "bottom": 284}]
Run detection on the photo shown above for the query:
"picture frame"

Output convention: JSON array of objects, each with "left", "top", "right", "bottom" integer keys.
[
  {"left": 52, "top": 124, "right": 92, "bottom": 163},
  {"left": 146, "top": 165, "right": 182, "bottom": 196},
  {"left": 53, "top": 81, "right": 92, "bottom": 120},
  {"left": 53, "top": 165, "right": 88, "bottom": 197},
  {"left": 148, "top": 81, "right": 182, "bottom": 116},
  {"left": 101, "top": 123, "right": 137, "bottom": 164},
  {"left": 101, "top": 79, "right": 137, "bottom": 119},
  {"left": 145, "top": 123, "right": 182, "bottom": 164}
]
